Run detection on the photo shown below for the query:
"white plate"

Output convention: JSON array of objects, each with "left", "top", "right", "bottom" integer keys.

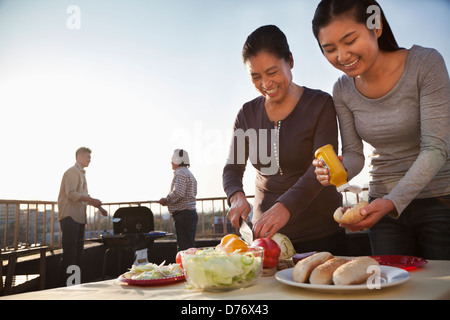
[{"left": 275, "top": 266, "right": 410, "bottom": 293}]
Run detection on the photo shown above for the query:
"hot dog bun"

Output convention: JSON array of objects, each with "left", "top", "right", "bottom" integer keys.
[
  {"left": 333, "top": 256, "right": 379, "bottom": 285},
  {"left": 309, "top": 257, "right": 349, "bottom": 285},
  {"left": 333, "top": 201, "right": 369, "bottom": 224},
  {"left": 293, "top": 252, "right": 333, "bottom": 283}
]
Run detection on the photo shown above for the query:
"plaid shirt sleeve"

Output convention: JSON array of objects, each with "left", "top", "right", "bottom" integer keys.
[
  {"left": 166, "top": 170, "right": 189, "bottom": 204},
  {"left": 165, "top": 167, "right": 197, "bottom": 213}
]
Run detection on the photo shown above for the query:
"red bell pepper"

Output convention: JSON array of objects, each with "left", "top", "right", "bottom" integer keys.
[{"left": 252, "top": 238, "right": 281, "bottom": 269}]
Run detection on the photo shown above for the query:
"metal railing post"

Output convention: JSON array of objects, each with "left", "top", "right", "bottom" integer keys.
[
  {"left": 14, "top": 204, "right": 19, "bottom": 250},
  {"left": 50, "top": 204, "right": 55, "bottom": 248}
]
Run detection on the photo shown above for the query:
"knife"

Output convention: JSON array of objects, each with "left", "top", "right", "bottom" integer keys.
[{"left": 239, "top": 218, "right": 253, "bottom": 244}]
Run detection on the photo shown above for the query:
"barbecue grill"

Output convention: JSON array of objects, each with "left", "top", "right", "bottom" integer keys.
[{"left": 100, "top": 206, "right": 167, "bottom": 278}]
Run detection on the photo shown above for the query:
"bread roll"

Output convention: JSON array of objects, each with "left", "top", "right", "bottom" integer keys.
[
  {"left": 309, "top": 257, "right": 349, "bottom": 285},
  {"left": 333, "top": 201, "right": 369, "bottom": 224},
  {"left": 333, "top": 256, "right": 379, "bottom": 285},
  {"left": 293, "top": 252, "right": 333, "bottom": 283}
]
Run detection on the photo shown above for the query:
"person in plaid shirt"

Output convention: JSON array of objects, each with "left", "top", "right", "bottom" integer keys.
[{"left": 159, "top": 149, "right": 198, "bottom": 251}]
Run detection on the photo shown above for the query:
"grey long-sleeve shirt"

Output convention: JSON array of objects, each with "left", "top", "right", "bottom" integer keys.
[{"left": 334, "top": 45, "right": 450, "bottom": 216}]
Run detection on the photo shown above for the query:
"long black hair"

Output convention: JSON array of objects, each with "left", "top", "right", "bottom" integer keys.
[{"left": 312, "top": 0, "right": 401, "bottom": 53}]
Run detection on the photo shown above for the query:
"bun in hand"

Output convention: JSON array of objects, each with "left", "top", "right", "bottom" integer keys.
[{"left": 333, "top": 201, "right": 369, "bottom": 225}]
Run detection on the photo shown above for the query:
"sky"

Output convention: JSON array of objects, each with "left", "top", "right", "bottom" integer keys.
[{"left": 0, "top": 0, "right": 449, "bottom": 203}]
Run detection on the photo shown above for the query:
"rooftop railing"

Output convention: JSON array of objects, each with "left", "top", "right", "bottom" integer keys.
[
  {"left": 0, "top": 188, "right": 367, "bottom": 253},
  {"left": 0, "top": 197, "right": 251, "bottom": 252}
]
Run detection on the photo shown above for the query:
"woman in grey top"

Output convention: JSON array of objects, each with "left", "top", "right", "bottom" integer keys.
[{"left": 312, "top": 0, "right": 450, "bottom": 259}]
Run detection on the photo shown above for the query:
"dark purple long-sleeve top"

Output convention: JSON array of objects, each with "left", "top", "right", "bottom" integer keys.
[{"left": 223, "top": 87, "right": 342, "bottom": 243}]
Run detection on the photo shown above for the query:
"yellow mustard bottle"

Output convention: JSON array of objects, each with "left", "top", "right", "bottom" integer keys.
[{"left": 315, "top": 144, "right": 350, "bottom": 192}]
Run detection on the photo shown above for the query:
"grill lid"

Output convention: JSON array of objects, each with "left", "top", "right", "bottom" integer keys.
[{"left": 112, "top": 206, "right": 154, "bottom": 234}]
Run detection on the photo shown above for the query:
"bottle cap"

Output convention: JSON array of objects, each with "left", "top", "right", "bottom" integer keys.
[
  {"left": 336, "top": 183, "right": 351, "bottom": 193},
  {"left": 337, "top": 183, "right": 363, "bottom": 194}
]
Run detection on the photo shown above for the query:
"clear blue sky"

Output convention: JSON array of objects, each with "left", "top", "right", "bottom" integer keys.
[{"left": 0, "top": 0, "right": 448, "bottom": 202}]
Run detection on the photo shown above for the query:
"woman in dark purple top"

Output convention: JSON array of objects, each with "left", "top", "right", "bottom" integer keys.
[{"left": 223, "top": 25, "right": 346, "bottom": 254}]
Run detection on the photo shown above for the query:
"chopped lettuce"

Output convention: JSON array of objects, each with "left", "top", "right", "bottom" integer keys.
[
  {"left": 123, "top": 261, "right": 183, "bottom": 280},
  {"left": 182, "top": 248, "right": 262, "bottom": 290}
]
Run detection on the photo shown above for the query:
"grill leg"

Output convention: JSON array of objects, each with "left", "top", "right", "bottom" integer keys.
[
  {"left": 118, "top": 250, "right": 122, "bottom": 275},
  {"left": 102, "top": 248, "right": 124, "bottom": 279},
  {"left": 102, "top": 248, "right": 111, "bottom": 280}
]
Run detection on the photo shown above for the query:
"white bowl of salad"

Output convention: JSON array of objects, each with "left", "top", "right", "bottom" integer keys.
[{"left": 181, "top": 246, "right": 263, "bottom": 291}]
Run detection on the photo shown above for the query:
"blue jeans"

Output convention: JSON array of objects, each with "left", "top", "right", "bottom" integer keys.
[
  {"left": 368, "top": 195, "right": 450, "bottom": 259},
  {"left": 172, "top": 209, "right": 198, "bottom": 251}
]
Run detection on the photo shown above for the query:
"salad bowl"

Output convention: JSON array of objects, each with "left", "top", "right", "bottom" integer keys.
[{"left": 181, "top": 246, "right": 263, "bottom": 291}]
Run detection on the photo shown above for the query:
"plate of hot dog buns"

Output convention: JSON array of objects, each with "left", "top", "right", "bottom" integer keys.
[{"left": 275, "top": 252, "right": 410, "bottom": 292}]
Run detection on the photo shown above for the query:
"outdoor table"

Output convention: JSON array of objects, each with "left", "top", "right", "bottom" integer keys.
[{"left": 1, "top": 259, "right": 449, "bottom": 300}]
